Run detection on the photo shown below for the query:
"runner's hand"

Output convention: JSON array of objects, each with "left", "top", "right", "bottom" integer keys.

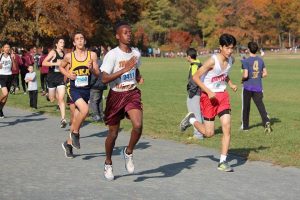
[
  {"left": 0, "top": 63, "right": 2, "bottom": 69},
  {"left": 123, "top": 56, "right": 137, "bottom": 72},
  {"left": 208, "top": 91, "right": 216, "bottom": 99},
  {"left": 231, "top": 84, "right": 238, "bottom": 92},
  {"left": 69, "top": 71, "right": 77, "bottom": 80},
  {"left": 138, "top": 77, "right": 144, "bottom": 84}
]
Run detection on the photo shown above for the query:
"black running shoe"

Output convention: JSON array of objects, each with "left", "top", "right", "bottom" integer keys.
[
  {"left": 0, "top": 110, "right": 4, "bottom": 119},
  {"left": 62, "top": 141, "right": 74, "bottom": 158},
  {"left": 60, "top": 119, "right": 67, "bottom": 128},
  {"left": 70, "top": 132, "right": 80, "bottom": 149},
  {"left": 179, "top": 112, "right": 195, "bottom": 132}
]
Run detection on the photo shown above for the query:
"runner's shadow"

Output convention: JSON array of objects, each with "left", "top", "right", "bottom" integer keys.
[
  {"left": 200, "top": 145, "right": 269, "bottom": 168},
  {"left": 115, "top": 157, "right": 198, "bottom": 181},
  {"left": 79, "top": 141, "right": 152, "bottom": 160},
  {"left": 81, "top": 128, "right": 123, "bottom": 139},
  {"left": 0, "top": 112, "right": 47, "bottom": 127},
  {"left": 81, "top": 130, "right": 108, "bottom": 139}
]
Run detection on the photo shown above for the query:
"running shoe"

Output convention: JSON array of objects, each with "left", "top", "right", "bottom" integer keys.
[
  {"left": 104, "top": 164, "right": 114, "bottom": 181},
  {"left": 264, "top": 122, "right": 272, "bottom": 134},
  {"left": 0, "top": 110, "right": 4, "bottom": 119},
  {"left": 60, "top": 119, "right": 67, "bottom": 128},
  {"left": 61, "top": 141, "right": 74, "bottom": 158},
  {"left": 122, "top": 147, "right": 134, "bottom": 174},
  {"left": 218, "top": 161, "right": 233, "bottom": 172},
  {"left": 179, "top": 112, "right": 195, "bottom": 132},
  {"left": 70, "top": 132, "right": 80, "bottom": 149}
]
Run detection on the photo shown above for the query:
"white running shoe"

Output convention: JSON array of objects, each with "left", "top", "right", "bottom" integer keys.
[
  {"left": 122, "top": 147, "right": 134, "bottom": 174},
  {"left": 104, "top": 164, "right": 114, "bottom": 181}
]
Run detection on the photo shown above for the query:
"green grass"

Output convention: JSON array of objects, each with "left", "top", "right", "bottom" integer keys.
[{"left": 4, "top": 54, "right": 300, "bottom": 167}]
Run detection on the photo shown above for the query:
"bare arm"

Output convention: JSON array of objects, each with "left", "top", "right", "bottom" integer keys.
[
  {"left": 226, "top": 76, "right": 237, "bottom": 92},
  {"left": 102, "top": 56, "right": 137, "bottom": 84},
  {"left": 262, "top": 68, "right": 267, "bottom": 78},
  {"left": 59, "top": 53, "right": 76, "bottom": 80},
  {"left": 192, "top": 57, "right": 215, "bottom": 99},
  {"left": 42, "top": 50, "right": 59, "bottom": 67},
  {"left": 136, "top": 68, "right": 144, "bottom": 84}
]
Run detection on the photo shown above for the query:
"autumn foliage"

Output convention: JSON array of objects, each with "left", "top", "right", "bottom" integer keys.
[{"left": 0, "top": 0, "right": 300, "bottom": 49}]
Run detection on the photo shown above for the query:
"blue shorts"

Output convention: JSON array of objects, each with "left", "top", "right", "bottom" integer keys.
[{"left": 68, "top": 88, "right": 90, "bottom": 103}]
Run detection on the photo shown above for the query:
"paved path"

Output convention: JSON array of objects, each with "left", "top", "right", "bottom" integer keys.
[{"left": 0, "top": 107, "right": 299, "bottom": 200}]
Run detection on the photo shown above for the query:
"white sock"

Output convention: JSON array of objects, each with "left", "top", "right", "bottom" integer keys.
[
  {"left": 220, "top": 154, "right": 227, "bottom": 163},
  {"left": 189, "top": 118, "right": 197, "bottom": 125}
]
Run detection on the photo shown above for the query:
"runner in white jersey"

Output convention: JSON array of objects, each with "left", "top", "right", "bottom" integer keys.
[
  {"left": 0, "top": 43, "right": 16, "bottom": 118},
  {"left": 180, "top": 34, "right": 237, "bottom": 172},
  {"left": 101, "top": 21, "right": 144, "bottom": 181}
]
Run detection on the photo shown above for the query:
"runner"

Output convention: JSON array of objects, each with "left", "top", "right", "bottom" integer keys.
[
  {"left": 42, "top": 38, "right": 67, "bottom": 128},
  {"left": 101, "top": 21, "right": 144, "bottom": 180},
  {"left": 0, "top": 43, "right": 16, "bottom": 118},
  {"left": 59, "top": 31, "right": 99, "bottom": 158},
  {"left": 180, "top": 33, "right": 237, "bottom": 172}
]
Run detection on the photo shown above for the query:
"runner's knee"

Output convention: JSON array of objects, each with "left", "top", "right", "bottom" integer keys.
[{"left": 205, "top": 130, "right": 214, "bottom": 137}]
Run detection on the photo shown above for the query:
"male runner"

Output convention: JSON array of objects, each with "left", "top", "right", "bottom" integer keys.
[
  {"left": 59, "top": 31, "right": 99, "bottom": 158},
  {"left": 101, "top": 21, "right": 144, "bottom": 180}
]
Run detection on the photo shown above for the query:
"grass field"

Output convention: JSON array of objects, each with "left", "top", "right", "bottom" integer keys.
[{"left": 4, "top": 53, "right": 300, "bottom": 167}]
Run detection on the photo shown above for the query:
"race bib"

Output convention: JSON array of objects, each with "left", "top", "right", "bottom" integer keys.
[
  {"left": 120, "top": 68, "right": 136, "bottom": 87},
  {"left": 75, "top": 75, "right": 88, "bottom": 87},
  {"left": 213, "top": 82, "right": 221, "bottom": 89},
  {"left": 54, "top": 66, "right": 60, "bottom": 72}
]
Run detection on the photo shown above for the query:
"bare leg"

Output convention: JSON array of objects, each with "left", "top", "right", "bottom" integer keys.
[
  {"left": 126, "top": 109, "right": 143, "bottom": 154},
  {"left": 105, "top": 124, "right": 120, "bottom": 165},
  {"left": 219, "top": 114, "right": 231, "bottom": 156}
]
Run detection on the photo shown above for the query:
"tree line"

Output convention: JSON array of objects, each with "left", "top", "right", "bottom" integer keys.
[{"left": 0, "top": 0, "right": 299, "bottom": 51}]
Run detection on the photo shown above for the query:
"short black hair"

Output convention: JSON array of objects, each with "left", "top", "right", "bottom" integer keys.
[
  {"left": 219, "top": 33, "right": 236, "bottom": 47},
  {"left": 186, "top": 48, "right": 197, "bottom": 59},
  {"left": 248, "top": 42, "right": 258, "bottom": 54},
  {"left": 114, "top": 21, "right": 130, "bottom": 34}
]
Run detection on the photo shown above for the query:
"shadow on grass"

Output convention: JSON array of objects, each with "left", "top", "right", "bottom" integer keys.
[
  {"left": 248, "top": 117, "right": 281, "bottom": 129},
  {"left": 0, "top": 111, "right": 47, "bottom": 127},
  {"left": 78, "top": 141, "right": 152, "bottom": 160},
  {"left": 114, "top": 157, "right": 198, "bottom": 181}
]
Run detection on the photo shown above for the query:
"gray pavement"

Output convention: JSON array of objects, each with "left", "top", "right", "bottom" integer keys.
[{"left": 0, "top": 107, "right": 299, "bottom": 200}]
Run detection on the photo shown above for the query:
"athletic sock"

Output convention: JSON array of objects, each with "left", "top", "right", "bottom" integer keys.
[
  {"left": 220, "top": 154, "right": 227, "bottom": 163},
  {"left": 189, "top": 118, "right": 197, "bottom": 125}
]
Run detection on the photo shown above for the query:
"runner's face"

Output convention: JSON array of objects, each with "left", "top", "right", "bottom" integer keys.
[
  {"left": 3, "top": 44, "right": 10, "bottom": 54},
  {"left": 73, "top": 34, "right": 85, "bottom": 49},
  {"left": 220, "top": 44, "right": 234, "bottom": 58},
  {"left": 117, "top": 26, "right": 132, "bottom": 45},
  {"left": 56, "top": 39, "right": 65, "bottom": 50}
]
